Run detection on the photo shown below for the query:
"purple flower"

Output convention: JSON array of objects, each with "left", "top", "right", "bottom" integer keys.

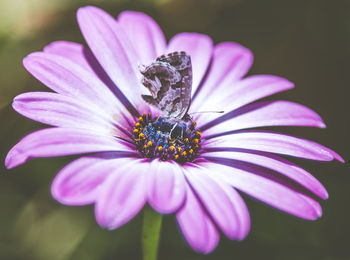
[{"left": 5, "top": 6, "right": 343, "bottom": 254}]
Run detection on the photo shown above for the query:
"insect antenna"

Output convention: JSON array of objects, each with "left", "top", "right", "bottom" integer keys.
[{"left": 188, "top": 110, "right": 225, "bottom": 115}]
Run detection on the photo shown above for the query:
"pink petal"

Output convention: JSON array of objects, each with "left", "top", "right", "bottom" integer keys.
[
  {"left": 203, "top": 162, "right": 322, "bottom": 220},
  {"left": 167, "top": 33, "right": 213, "bottom": 96},
  {"left": 203, "top": 151, "right": 328, "bottom": 199},
  {"left": 52, "top": 155, "right": 133, "bottom": 205},
  {"left": 206, "top": 131, "right": 339, "bottom": 161},
  {"left": 299, "top": 193, "right": 322, "bottom": 217},
  {"left": 147, "top": 159, "right": 186, "bottom": 214},
  {"left": 184, "top": 165, "right": 249, "bottom": 240},
  {"left": 13, "top": 92, "right": 113, "bottom": 133},
  {"left": 43, "top": 41, "right": 91, "bottom": 70},
  {"left": 196, "top": 165, "right": 250, "bottom": 239},
  {"left": 201, "top": 100, "right": 326, "bottom": 134},
  {"left": 23, "top": 52, "right": 123, "bottom": 115},
  {"left": 192, "top": 75, "right": 294, "bottom": 123},
  {"left": 214, "top": 177, "right": 250, "bottom": 240},
  {"left": 5, "top": 127, "right": 130, "bottom": 169},
  {"left": 95, "top": 159, "right": 146, "bottom": 229},
  {"left": 43, "top": 40, "right": 140, "bottom": 117},
  {"left": 118, "top": 11, "right": 166, "bottom": 65},
  {"left": 77, "top": 6, "right": 143, "bottom": 107},
  {"left": 191, "top": 42, "right": 253, "bottom": 111},
  {"left": 324, "top": 148, "right": 344, "bottom": 163},
  {"left": 176, "top": 183, "right": 219, "bottom": 254}
]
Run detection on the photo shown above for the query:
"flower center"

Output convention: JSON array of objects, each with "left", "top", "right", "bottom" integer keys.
[{"left": 133, "top": 113, "right": 201, "bottom": 163}]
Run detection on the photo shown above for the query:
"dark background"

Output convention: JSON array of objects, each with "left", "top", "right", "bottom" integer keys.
[{"left": 0, "top": 0, "right": 348, "bottom": 259}]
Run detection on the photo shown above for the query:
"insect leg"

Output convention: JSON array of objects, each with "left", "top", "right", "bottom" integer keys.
[{"left": 169, "top": 122, "right": 178, "bottom": 139}]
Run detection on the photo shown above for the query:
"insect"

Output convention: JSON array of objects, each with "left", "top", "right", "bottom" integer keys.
[{"left": 140, "top": 51, "right": 192, "bottom": 122}]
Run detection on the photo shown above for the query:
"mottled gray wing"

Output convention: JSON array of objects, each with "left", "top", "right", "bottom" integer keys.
[
  {"left": 141, "top": 61, "right": 181, "bottom": 115},
  {"left": 141, "top": 51, "right": 192, "bottom": 119}
]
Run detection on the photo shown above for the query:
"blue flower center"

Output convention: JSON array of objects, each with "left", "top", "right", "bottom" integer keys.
[{"left": 133, "top": 113, "right": 201, "bottom": 163}]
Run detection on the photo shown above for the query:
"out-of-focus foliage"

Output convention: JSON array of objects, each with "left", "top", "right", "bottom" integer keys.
[
  {"left": 13, "top": 199, "right": 90, "bottom": 260},
  {"left": 0, "top": 0, "right": 349, "bottom": 259},
  {"left": 0, "top": 0, "right": 240, "bottom": 40}
]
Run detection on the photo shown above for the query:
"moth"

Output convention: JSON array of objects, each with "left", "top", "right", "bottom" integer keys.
[{"left": 140, "top": 51, "right": 192, "bottom": 122}]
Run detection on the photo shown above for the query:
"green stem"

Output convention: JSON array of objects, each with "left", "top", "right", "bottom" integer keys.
[{"left": 142, "top": 206, "right": 163, "bottom": 260}]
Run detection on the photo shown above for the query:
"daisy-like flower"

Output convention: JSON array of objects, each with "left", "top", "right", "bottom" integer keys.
[{"left": 5, "top": 6, "right": 343, "bottom": 254}]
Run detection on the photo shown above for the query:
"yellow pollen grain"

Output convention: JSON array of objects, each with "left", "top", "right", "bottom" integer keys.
[
  {"left": 174, "top": 155, "right": 179, "bottom": 160},
  {"left": 182, "top": 151, "right": 187, "bottom": 157},
  {"left": 189, "top": 149, "right": 194, "bottom": 154},
  {"left": 138, "top": 117, "right": 143, "bottom": 121},
  {"left": 139, "top": 133, "right": 145, "bottom": 139},
  {"left": 195, "top": 131, "right": 201, "bottom": 137},
  {"left": 147, "top": 141, "right": 153, "bottom": 146},
  {"left": 158, "top": 146, "right": 163, "bottom": 152},
  {"left": 135, "top": 122, "right": 140, "bottom": 128},
  {"left": 169, "top": 146, "right": 175, "bottom": 152},
  {"left": 193, "top": 139, "right": 199, "bottom": 144},
  {"left": 133, "top": 129, "right": 139, "bottom": 134},
  {"left": 184, "top": 138, "right": 189, "bottom": 143},
  {"left": 177, "top": 147, "right": 182, "bottom": 153},
  {"left": 143, "top": 145, "right": 148, "bottom": 149}
]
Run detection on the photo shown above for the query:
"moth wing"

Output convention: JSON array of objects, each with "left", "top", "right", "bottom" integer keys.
[
  {"left": 141, "top": 61, "right": 181, "bottom": 112},
  {"left": 157, "top": 52, "right": 192, "bottom": 119},
  {"left": 141, "top": 52, "right": 193, "bottom": 119}
]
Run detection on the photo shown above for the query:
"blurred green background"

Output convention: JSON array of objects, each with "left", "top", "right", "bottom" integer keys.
[{"left": 0, "top": 0, "right": 348, "bottom": 259}]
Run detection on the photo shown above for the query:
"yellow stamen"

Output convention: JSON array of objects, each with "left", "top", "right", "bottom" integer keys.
[{"left": 133, "top": 112, "right": 201, "bottom": 162}]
